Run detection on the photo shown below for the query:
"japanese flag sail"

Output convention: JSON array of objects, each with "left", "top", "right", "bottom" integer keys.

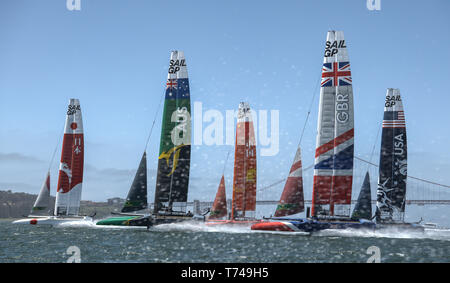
[
  {"left": 55, "top": 99, "right": 84, "bottom": 216},
  {"left": 312, "top": 31, "right": 354, "bottom": 217}
]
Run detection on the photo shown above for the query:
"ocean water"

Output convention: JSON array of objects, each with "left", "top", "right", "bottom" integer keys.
[{"left": 1, "top": 219, "right": 450, "bottom": 263}]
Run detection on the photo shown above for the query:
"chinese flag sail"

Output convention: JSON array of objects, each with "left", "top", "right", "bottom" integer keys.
[
  {"left": 231, "top": 102, "right": 257, "bottom": 220},
  {"left": 55, "top": 99, "right": 84, "bottom": 216}
]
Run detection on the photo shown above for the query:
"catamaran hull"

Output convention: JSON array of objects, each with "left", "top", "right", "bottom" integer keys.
[
  {"left": 12, "top": 216, "right": 93, "bottom": 226},
  {"left": 152, "top": 215, "right": 195, "bottom": 226},
  {"left": 206, "top": 219, "right": 265, "bottom": 227},
  {"left": 96, "top": 215, "right": 151, "bottom": 227},
  {"left": 96, "top": 214, "right": 195, "bottom": 227},
  {"left": 251, "top": 218, "right": 375, "bottom": 233}
]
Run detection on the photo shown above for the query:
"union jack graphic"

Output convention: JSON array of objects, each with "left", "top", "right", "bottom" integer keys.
[
  {"left": 321, "top": 62, "right": 352, "bottom": 87},
  {"left": 166, "top": 79, "right": 177, "bottom": 89}
]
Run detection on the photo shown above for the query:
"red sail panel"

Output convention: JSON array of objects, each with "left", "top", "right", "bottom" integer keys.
[
  {"left": 274, "top": 147, "right": 304, "bottom": 217},
  {"left": 55, "top": 99, "right": 84, "bottom": 216},
  {"left": 231, "top": 102, "right": 257, "bottom": 219},
  {"left": 209, "top": 175, "right": 227, "bottom": 219},
  {"left": 57, "top": 133, "right": 84, "bottom": 193}
]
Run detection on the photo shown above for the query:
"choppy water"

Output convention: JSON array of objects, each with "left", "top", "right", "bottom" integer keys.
[{"left": 1, "top": 219, "right": 450, "bottom": 263}]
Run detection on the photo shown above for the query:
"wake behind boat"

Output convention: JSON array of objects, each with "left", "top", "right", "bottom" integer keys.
[
  {"left": 12, "top": 215, "right": 93, "bottom": 226},
  {"left": 13, "top": 99, "right": 93, "bottom": 226}
]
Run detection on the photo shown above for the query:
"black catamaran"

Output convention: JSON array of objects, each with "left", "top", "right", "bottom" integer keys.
[{"left": 375, "top": 89, "right": 422, "bottom": 230}]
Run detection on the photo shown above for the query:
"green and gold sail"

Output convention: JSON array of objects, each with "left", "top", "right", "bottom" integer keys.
[{"left": 154, "top": 51, "right": 191, "bottom": 215}]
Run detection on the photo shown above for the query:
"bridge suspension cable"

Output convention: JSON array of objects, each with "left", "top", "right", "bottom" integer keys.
[{"left": 257, "top": 156, "right": 450, "bottom": 192}]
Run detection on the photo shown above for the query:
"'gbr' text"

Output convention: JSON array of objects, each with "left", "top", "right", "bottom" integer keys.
[{"left": 336, "top": 93, "right": 350, "bottom": 123}]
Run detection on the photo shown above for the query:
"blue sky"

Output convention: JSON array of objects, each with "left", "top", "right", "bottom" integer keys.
[{"left": 1, "top": 0, "right": 450, "bottom": 222}]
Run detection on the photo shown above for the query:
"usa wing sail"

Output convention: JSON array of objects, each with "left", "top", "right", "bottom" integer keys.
[{"left": 376, "top": 88, "right": 407, "bottom": 222}]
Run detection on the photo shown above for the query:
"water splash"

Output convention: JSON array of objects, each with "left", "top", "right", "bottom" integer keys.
[
  {"left": 315, "top": 227, "right": 450, "bottom": 241},
  {"left": 150, "top": 221, "right": 253, "bottom": 234}
]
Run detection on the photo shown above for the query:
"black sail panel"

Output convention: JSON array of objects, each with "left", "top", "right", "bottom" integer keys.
[
  {"left": 376, "top": 89, "right": 407, "bottom": 222},
  {"left": 122, "top": 152, "right": 148, "bottom": 212},
  {"left": 351, "top": 171, "right": 372, "bottom": 220}
]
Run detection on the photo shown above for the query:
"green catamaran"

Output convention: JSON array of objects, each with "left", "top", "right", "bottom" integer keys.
[
  {"left": 96, "top": 152, "right": 151, "bottom": 226},
  {"left": 151, "top": 50, "right": 194, "bottom": 225},
  {"left": 96, "top": 50, "right": 193, "bottom": 227}
]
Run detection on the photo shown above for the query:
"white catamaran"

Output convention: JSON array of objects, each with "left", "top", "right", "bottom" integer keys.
[{"left": 13, "top": 99, "right": 92, "bottom": 226}]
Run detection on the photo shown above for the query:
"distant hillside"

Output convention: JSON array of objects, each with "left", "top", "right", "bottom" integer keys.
[{"left": 0, "top": 190, "right": 123, "bottom": 219}]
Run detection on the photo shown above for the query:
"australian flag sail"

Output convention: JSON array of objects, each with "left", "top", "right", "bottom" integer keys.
[
  {"left": 154, "top": 51, "right": 191, "bottom": 215},
  {"left": 312, "top": 31, "right": 354, "bottom": 218},
  {"left": 376, "top": 88, "right": 407, "bottom": 223}
]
